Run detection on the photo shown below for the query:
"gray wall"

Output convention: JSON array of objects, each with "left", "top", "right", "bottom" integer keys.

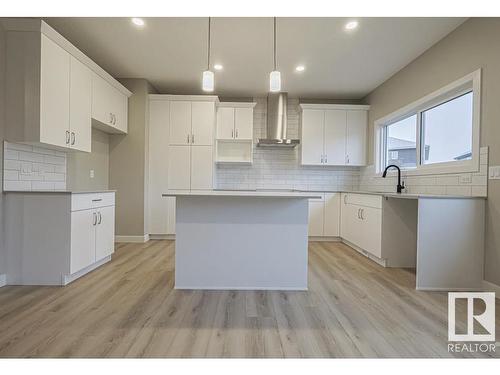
[
  {"left": 67, "top": 129, "right": 109, "bottom": 191},
  {"left": 110, "top": 79, "right": 156, "bottom": 237},
  {"left": 0, "top": 23, "right": 6, "bottom": 276},
  {"left": 364, "top": 18, "right": 500, "bottom": 286}
]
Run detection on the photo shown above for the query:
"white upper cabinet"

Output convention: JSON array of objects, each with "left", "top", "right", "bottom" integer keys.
[
  {"left": 192, "top": 102, "right": 215, "bottom": 145},
  {"left": 216, "top": 103, "right": 255, "bottom": 140},
  {"left": 300, "top": 104, "right": 369, "bottom": 166},
  {"left": 346, "top": 110, "right": 367, "bottom": 166},
  {"left": 69, "top": 56, "right": 92, "bottom": 152},
  {"left": 39, "top": 34, "right": 71, "bottom": 149},
  {"left": 300, "top": 109, "right": 324, "bottom": 165},
  {"left": 324, "top": 110, "right": 347, "bottom": 165},
  {"left": 169, "top": 101, "right": 192, "bottom": 145},
  {"left": 91, "top": 74, "right": 129, "bottom": 134},
  {"left": 216, "top": 107, "right": 235, "bottom": 140},
  {"left": 234, "top": 107, "right": 254, "bottom": 140},
  {"left": 4, "top": 20, "right": 131, "bottom": 151}
]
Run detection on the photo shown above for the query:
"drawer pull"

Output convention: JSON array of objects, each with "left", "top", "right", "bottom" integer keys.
[{"left": 92, "top": 198, "right": 103, "bottom": 202}]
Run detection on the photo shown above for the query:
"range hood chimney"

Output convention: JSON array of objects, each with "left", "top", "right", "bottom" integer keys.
[{"left": 257, "top": 92, "right": 300, "bottom": 148}]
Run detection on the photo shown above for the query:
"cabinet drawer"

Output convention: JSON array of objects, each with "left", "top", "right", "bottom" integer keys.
[
  {"left": 344, "top": 193, "right": 382, "bottom": 209},
  {"left": 71, "top": 192, "right": 115, "bottom": 211}
]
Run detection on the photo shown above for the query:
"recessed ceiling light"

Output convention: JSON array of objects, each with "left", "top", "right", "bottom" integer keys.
[
  {"left": 214, "top": 64, "right": 223, "bottom": 71},
  {"left": 345, "top": 20, "right": 358, "bottom": 31},
  {"left": 131, "top": 18, "right": 145, "bottom": 27},
  {"left": 295, "top": 65, "right": 305, "bottom": 72}
]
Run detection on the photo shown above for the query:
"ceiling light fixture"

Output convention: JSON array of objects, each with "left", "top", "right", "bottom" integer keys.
[
  {"left": 345, "top": 20, "right": 359, "bottom": 31},
  {"left": 214, "top": 64, "right": 223, "bottom": 71},
  {"left": 269, "top": 17, "right": 281, "bottom": 92},
  {"left": 295, "top": 65, "right": 305, "bottom": 72},
  {"left": 131, "top": 18, "right": 145, "bottom": 27},
  {"left": 202, "top": 17, "right": 214, "bottom": 92}
]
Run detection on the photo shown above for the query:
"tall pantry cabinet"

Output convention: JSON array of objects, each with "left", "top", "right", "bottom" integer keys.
[{"left": 148, "top": 95, "right": 218, "bottom": 236}]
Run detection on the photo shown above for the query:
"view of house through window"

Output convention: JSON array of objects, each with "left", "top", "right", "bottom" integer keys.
[
  {"left": 421, "top": 91, "right": 473, "bottom": 165},
  {"left": 382, "top": 90, "right": 474, "bottom": 171},
  {"left": 385, "top": 114, "right": 417, "bottom": 168}
]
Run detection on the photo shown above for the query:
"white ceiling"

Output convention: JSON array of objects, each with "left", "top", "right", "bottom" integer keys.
[{"left": 45, "top": 17, "right": 466, "bottom": 99}]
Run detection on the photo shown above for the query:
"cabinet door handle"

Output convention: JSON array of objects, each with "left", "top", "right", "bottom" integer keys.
[
  {"left": 344, "top": 195, "right": 348, "bottom": 204},
  {"left": 357, "top": 208, "right": 361, "bottom": 219},
  {"left": 346, "top": 155, "right": 350, "bottom": 164},
  {"left": 109, "top": 113, "right": 113, "bottom": 124},
  {"left": 98, "top": 212, "right": 102, "bottom": 224},
  {"left": 66, "top": 130, "right": 70, "bottom": 144},
  {"left": 231, "top": 129, "right": 234, "bottom": 138},
  {"left": 320, "top": 155, "right": 324, "bottom": 164},
  {"left": 113, "top": 114, "right": 117, "bottom": 125},
  {"left": 93, "top": 212, "right": 97, "bottom": 226},
  {"left": 187, "top": 134, "right": 190, "bottom": 144},
  {"left": 360, "top": 209, "right": 364, "bottom": 220},
  {"left": 235, "top": 129, "right": 238, "bottom": 138},
  {"left": 325, "top": 154, "right": 328, "bottom": 164},
  {"left": 191, "top": 134, "right": 195, "bottom": 144},
  {"left": 71, "top": 132, "right": 75, "bottom": 145}
]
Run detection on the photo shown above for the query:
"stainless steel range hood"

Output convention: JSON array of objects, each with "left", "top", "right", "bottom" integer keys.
[{"left": 257, "top": 92, "right": 300, "bottom": 148}]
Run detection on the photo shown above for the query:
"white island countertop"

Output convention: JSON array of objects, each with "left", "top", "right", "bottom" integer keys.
[{"left": 163, "top": 189, "right": 322, "bottom": 199}]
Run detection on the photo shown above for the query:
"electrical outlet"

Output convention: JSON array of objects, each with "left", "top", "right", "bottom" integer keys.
[
  {"left": 489, "top": 166, "right": 500, "bottom": 180},
  {"left": 90, "top": 169, "right": 95, "bottom": 179}
]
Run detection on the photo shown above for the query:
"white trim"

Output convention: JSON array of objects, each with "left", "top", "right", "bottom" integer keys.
[
  {"left": 149, "top": 234, "right": 175, "bottom": 240},
  {"left": 62, "top": 256, "right": 111, "bottom": 285},
  {"left": 374, "top": 69, "right": 481, "bottom": 176},
  {"left": 217, "top": 102, "right": 256, "bottom": 108},
  {"left": 483, "top": 280, "right": 500, "bottom": 298},
  {"left": 0, "top": 274, "right": 6, "bottom": 288},
  {"left": 341, "top": 239, "right": 388, "bottom": 267},
  {"left": 416, "top": 287, "right": 482, "bottom": 291},
  {"left": 175, "top": 286, "right": 308, "bottom": 291},
  {"left": 115, "top": 234, "right": 150, "bottom": 243},
  {"left": 149, "top": 94, "right": 219, "bottom": 102},
  {"left": 308, "top": 236, "right": 342, "bottom": 242},
  {"left": 300, "top": 103, "right": 370, "bottom": 111}
]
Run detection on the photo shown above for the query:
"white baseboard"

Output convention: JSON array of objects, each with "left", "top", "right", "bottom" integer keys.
[
  {"left": 115, "top": 234, "right": 150, "bottom": 243},
  {"left": 483, "top": 280, "right": 500, "bottom": 297},
  {"left": 0, "top": 274, "right": 6, "bottom": 288},
  {"left": 308, "top": 236, "right": 341, "bottom": 242},
  {"left": 149, "top": 234, "right": 175, "bottom": 240},
  {"left": 341, "top": 239, "right": 387, "bottom": 267},
  {"left": 175, "top": 285, "right": 308, "bottom": 291},
  {"left": 62, "top": 256, "right": 111, "bottom": 285}
]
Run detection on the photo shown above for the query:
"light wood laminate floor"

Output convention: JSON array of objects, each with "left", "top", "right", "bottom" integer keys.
[{"left": 0, "top": 240, "right": 498, "bottom": 358}]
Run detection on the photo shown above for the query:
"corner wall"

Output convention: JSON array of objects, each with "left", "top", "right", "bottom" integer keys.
[
  {"left": 0, "top": 22, "right": 6, "bottom": 279},
  {"left": 363, "top": 18, "right": 500, "bottom": 286},
  {"left": 109, "top": 79, "right": 157, "bottom": 239}
]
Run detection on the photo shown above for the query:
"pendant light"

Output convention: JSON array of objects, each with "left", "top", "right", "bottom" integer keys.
[
  {"left": 202, "top": 17, "right": 214, "bottom": 92},
  {"left": 269, "top": 17, "right": 281, "bottom": 92}
]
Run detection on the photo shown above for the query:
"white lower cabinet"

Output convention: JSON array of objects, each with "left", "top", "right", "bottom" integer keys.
[
  {"left": 4, "top": 192, "right": 116, "bottom": 285},
  {"left": 340, "top": 193, "right": 382, "bottom": 258},
  {"left": 308, "top": 193, "right": 341, "bottom": 237},
  {"left": 70, "top": 193, "right": 116, "bottom": 275}
]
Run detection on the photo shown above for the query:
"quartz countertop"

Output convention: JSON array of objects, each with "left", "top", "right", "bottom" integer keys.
[
  {"left": 3, "top": 190, "right": 116, "bottom": 194},
  {"left": 163, "top": 189, "right": 322, "bottom": 199}
]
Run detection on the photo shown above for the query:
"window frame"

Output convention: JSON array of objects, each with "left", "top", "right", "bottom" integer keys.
[{"left": 375, "top": 69, "right": 481, "bottom": 176}]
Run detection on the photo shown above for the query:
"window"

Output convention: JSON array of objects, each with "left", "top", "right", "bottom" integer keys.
[
  {"left": 421, "top": 92, "right": 473, "bottom": 165},
  {"left": 384, "top": 114, "right": 417, "bottom": 169},
  {"left": 376, "top": 70, "right": 480, "bottom": 175}
]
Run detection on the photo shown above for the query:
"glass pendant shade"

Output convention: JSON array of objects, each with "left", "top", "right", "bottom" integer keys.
[
  {"left": 269, "top": 70, "right": 281, "bottom": 92},
  {"left": 202, "top": 70, "right": 214, "bottom": 92}
]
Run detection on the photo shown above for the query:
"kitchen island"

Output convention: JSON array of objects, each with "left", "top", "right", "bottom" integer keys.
[{"left": 162, "top": 190, "right": 321, "bottom": 290}]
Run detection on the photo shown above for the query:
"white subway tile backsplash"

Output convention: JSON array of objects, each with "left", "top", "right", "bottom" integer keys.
[
  {"left": 4, "top": 180, "right": 31, "bottom": 191},
  {"left": 3, "top": 141, "right": 67, "bottom": 191},
  {"left": 215, "top": 98, "right": 359, "bottom": 191},
  {"left": 4, "top": 170, "right": 19, "bottom": 180}
]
